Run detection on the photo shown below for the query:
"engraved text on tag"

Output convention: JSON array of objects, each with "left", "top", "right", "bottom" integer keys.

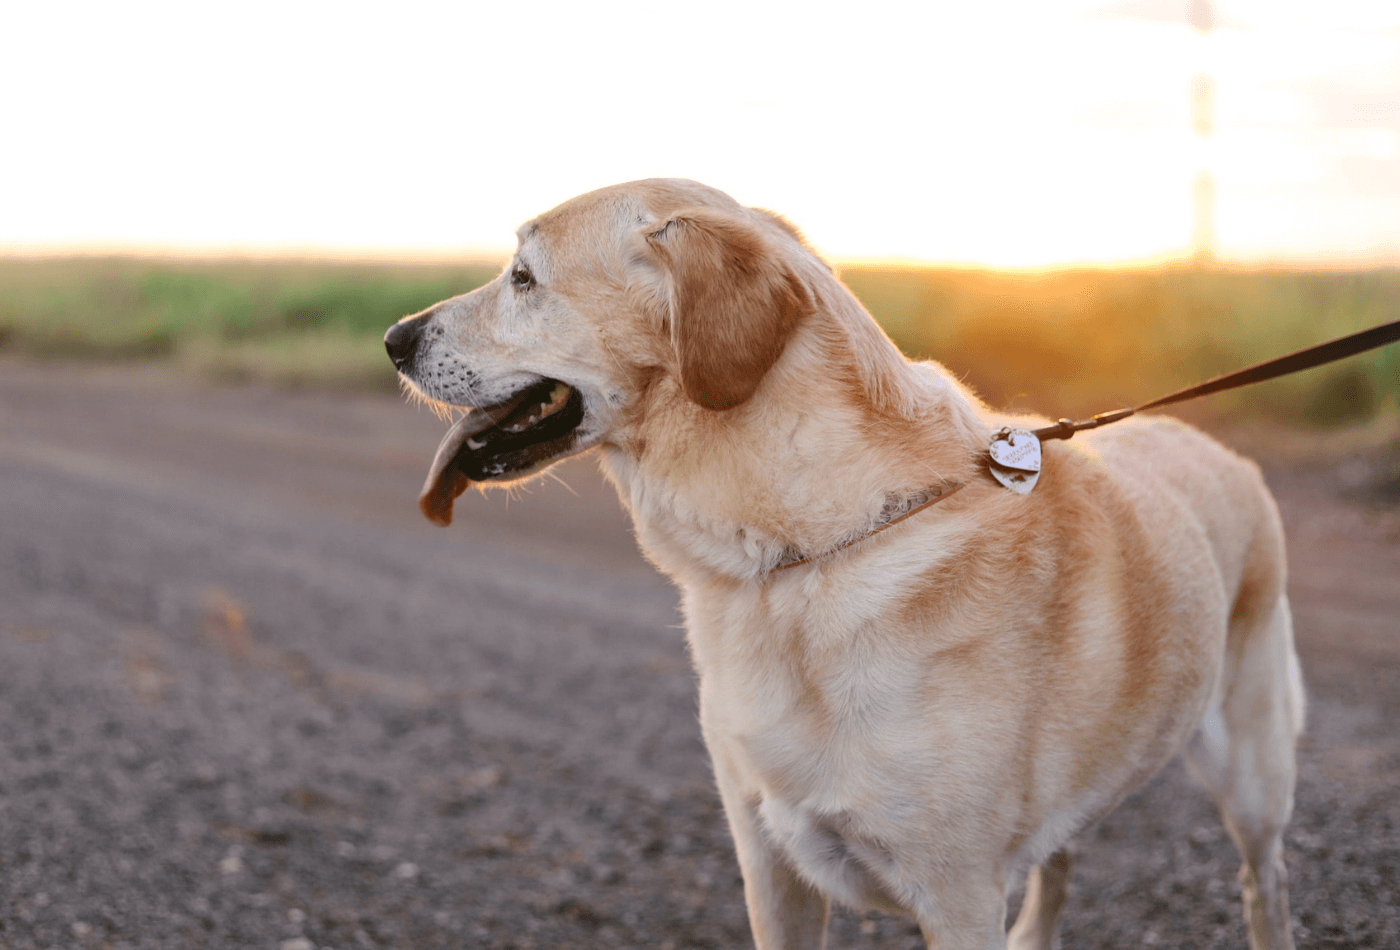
[{"left": 988, "top": 429, "right": 1042, "bottom": 495}]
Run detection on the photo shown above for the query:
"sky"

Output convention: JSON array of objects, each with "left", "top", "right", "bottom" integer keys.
[{"left": 4, "top": 0, "right": 1399, "bottom": 267}]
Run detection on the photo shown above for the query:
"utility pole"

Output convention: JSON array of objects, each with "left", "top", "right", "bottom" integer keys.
[{"left": 1190, "top": 0, "right": 1217, "bottom": 264}]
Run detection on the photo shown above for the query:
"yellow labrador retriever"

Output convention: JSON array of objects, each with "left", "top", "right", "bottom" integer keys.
[{"left": 385, "top": 179, "right": 1303, "bottom": 950}]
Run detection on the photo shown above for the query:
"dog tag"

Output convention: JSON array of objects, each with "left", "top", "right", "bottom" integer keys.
[
  {"left": 988, "top": 428, "right": 1041, "bottom": 472},
  {"left": 989, "top": 429, "right": 1041, "bottom": 495},
  {"left": 990, "top": 464, "right": 1039, "bottom": 494}
]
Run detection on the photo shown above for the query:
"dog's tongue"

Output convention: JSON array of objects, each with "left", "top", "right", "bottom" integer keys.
[
  {"left": 418, "top": 394, "right": 530, "bottom": 527},
  {"left": 419, "top": 415, "right": 476, "bottom": 526}
]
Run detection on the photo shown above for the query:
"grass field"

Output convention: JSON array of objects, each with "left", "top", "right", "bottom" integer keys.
[{"left": 1, "top": 256, "right": 1396, "bottom": 427}]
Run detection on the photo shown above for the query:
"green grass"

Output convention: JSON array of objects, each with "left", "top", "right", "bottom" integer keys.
[
  {"left": 840, "top": 264, "right": 1400, "bottom": 426},
  {"left": 0, "top": 257, "right": 500, "bottom": 391},
  {"left": 1, "top": 256, "right": 1396, "bottom": 426}
]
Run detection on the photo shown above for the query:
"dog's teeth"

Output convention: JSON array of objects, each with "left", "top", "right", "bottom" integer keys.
[
  {"left": 535, "top": 384, "right": 571, "bottom": 419},
  {"left": 466, "top": 437, "right": 485, "bottom": 450},
  {"left": 491, "top": 384, "right": 571, "bottom": 436}
]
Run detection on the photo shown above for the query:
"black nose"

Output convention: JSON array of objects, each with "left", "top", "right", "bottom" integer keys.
[{"left": 385, "top": 311, "right": 431, "bottom": 373}]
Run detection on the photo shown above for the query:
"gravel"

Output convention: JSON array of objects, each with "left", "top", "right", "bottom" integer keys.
[{"left": 0, "top": 363, "right": 1396, "bottom": 949}]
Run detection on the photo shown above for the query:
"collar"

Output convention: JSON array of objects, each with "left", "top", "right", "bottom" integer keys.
[{"left": 770, "top": 482, "right": 965, "bottom": 573}]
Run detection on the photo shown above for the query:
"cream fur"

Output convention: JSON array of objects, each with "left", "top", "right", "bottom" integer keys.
[{"left": 388, "top": 179, "right": 1304, "bottom": 950}]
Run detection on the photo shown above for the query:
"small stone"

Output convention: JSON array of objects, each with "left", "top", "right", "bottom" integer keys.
[
  {"left": 280, "top": 939, "right": 315, "bottom": 950},
  {"left": 72, "top": 921, "right": 93, "bottom": 937},
  {"left": 392, "top": 861, "right": 419, "bottom": 880},
  {"left": 288, "top": 908, "right": 307, "bottom": 925},
  {"left": 462, "top": 765, "right": 503, "bottom": 789}
]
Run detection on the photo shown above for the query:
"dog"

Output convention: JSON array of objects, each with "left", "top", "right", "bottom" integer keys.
[{"left": 385, "top": 179, "right": 1304, "bottom": 950}]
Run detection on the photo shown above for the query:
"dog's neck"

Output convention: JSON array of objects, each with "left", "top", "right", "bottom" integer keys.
[{"left": 600, "top": 304, "right": 990, "bottom": 582}]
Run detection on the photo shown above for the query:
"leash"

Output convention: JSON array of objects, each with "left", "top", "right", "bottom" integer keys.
[
  {"left": 988, "top": 317, "right": 1400, "bottom": 494},
  {"left": 768, "top": 318, "right": 1399, "bottom": 570}
]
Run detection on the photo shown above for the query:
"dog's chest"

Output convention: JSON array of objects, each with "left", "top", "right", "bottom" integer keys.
[
  {"left": 699, "top": 642, "right": 941, "bottom": 910},
  {"left": 690, "top": 572, "right": 954, "bottom": 789},
  {"left": 703, "top": 657, "right": 917, "bottom": 793},
  {"left": 692, "top": 589, "right": 954, "bottom": 904},
  {"left": 695, "top": 588, "right": 913, "bottom": 761}
]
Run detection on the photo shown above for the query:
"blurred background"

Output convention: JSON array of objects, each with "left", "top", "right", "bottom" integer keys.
[
  {"left": 2, "top": 2, "right": 1398, "bottom": 949},
  {"left": 3, "top": 0, "right": 1399, "bottom": 423}
]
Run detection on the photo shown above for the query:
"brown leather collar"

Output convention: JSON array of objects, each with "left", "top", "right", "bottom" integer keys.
[{"left": 771, "top": 482, "right": 965, "bottom": 573}]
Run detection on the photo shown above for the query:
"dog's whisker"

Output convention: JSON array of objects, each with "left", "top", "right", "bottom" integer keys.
[
  {"left": 599, "top": 334, "right": 629, "bottom": 378},
  {"left": 543, "top": 470, "right": 580, "bottom": 497}
]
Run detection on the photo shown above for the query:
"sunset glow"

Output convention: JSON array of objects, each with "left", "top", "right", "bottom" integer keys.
[{"left": 4, "top": 0, "right": 1398, "bottom": 266}]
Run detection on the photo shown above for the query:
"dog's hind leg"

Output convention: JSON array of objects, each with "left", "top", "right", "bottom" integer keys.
[
  {"left": 1185, "top": 593, "right": 1304, "bottom": 950},
  {"left": 1005, "top": 848, "right": 1073, "bottom": 950}
]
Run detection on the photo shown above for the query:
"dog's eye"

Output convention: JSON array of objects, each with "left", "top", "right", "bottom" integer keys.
[{"left": 511, "top": 265, "right": 535, "bottom": 290}]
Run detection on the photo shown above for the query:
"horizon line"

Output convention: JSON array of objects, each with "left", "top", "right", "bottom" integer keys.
[{"left": 2, "top": 241, "right": 1398, "bottom": 274}]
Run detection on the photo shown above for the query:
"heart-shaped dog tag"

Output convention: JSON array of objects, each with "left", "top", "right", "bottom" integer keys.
[
  {"left": 988, "top": 429, "right": 1042, "bottom": 495},
  {"left": 988, "top": 429, "right": 1041, "bottom": 472},
  {"left": 990, "top": 464, "right": 1040, "bottom": 494}
]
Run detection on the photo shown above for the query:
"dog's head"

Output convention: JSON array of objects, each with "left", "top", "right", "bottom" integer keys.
[{"left": 386, "top": 179, "right": 820, "bottom": 526}]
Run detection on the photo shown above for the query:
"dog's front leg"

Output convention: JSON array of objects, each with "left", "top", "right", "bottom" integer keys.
[
  {"left": 728, "top": 793, "right": 831, "bottom": 949},
  {"left": 712, "top": 756, "right": 829, "bottom": 949}
]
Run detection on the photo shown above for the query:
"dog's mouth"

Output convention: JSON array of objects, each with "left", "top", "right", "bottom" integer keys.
[{"left": 419, "top": 378, "right": 585, "bottom": 526}]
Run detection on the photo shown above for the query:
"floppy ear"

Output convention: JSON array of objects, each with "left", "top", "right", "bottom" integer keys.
[{"left": 644, "top": 208, "right": 814, "bottom": 411}]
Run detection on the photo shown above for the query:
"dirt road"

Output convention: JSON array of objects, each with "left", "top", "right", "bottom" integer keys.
[{"left": 1, "top": 362, "right": 1396, "bottom": 949}]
